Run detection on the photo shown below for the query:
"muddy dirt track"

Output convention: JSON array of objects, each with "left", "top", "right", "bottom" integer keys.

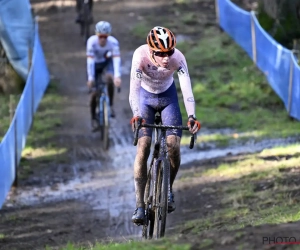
[{"left": 1, "top": 0, "right": 300, "bottom": 250}]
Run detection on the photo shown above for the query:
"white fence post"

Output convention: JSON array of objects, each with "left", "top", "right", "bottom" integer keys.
[
  {"left": 288, "top": 54, "right": 294, "bottom": 116},
  {"left": 250, "top": 11, "right": 257, "bottom": 65}
]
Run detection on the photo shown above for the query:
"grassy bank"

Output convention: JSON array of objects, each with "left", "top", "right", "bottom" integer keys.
[
  {"left": 171, "top": 143, "right": 300, "bottom": 249},
  {"left": 18, "top": 81, "right": 67, "bottom": 180},
  {"left": 50, "top": 241, "right": 190, "bottom": 250},
  {"left": 177, "top": 28, "right": 300, "bottom": 145}
]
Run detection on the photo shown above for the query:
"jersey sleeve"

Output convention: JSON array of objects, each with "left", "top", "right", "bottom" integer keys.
[
  {"left": 86, "top": 37, "right": 95, "bottom": 81},
  {"left": 109, "top": 36, "right": 120, "bottom": 57},
  {"left": 176, "top": 50, "right": 196, "bottom": 117},
  {"left": 109, "top": 37, "right": 121, "bottom": 78},
  {"left": 86, "top": 37, "right": 94, "bottom": 57},
  {"left": 129, "top": 48, "right": 143, "bottom": 117}
]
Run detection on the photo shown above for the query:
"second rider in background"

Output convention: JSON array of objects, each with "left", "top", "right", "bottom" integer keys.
[{"left": 86, "top": 21, "right": 122, "bottom": 130}]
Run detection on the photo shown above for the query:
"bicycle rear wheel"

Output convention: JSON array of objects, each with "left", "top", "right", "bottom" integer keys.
[
  {"left": 153, "top": 159, "right": 169, "bottom": 238},
  {"left": 102, "top": 100, "right": 109, "bottom": 150}
]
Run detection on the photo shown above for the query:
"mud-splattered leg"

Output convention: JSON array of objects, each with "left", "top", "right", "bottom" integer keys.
[
  {"left": 166, "top": 135, "right": 181, "bottom": 191},
  {"left": 133, "top": 136, "right": 152, "bottom": 208}
]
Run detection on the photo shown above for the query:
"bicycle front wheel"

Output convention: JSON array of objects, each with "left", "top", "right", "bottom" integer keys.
[
  {"left": 153, "top": 159, "right": 169, "bottom": 239},
  {"left": 142, "top": 170, "right": 154, "bottom": 240}
]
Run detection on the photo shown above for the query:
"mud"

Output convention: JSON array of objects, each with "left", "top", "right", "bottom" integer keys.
[{"left": 0, "top": 0, "right": 300, "bottom": 250}]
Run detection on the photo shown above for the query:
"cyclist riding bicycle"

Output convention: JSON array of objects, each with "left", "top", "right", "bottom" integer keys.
[
  {"left": 86, "top": 21, "right": 122, "bottom": 129},
  {"left": 75, "top": 0, "right": 93, "bottom": 24},
  {"left": 129, "top": 26, "right": 201, "bottom": 225}
]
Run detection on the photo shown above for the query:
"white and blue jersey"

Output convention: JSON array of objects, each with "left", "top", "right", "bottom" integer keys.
[{"left": 86, "top": 35, "right": 121, "bottom": 81}]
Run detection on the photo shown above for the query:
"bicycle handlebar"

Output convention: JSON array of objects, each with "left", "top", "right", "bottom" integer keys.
[{"left": 133, "top": 119, "right": 196, "bottom": 149}]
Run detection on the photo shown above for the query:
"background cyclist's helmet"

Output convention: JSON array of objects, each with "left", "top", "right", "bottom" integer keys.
[
  {"left": 147, "top": 26, "right": 176, "bottom": 52},
  {"left": 95, "top": 21, "right": 112, "bottom": 35}
]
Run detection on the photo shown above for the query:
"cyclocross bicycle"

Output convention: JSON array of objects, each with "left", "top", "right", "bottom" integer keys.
[{"left": 133, "top": 113, "right": 196, "bottom": 239}]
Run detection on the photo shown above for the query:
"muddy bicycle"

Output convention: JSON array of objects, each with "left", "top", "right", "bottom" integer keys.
[{"left": 133, "top": 113, "right": 196, "bottom": 239}]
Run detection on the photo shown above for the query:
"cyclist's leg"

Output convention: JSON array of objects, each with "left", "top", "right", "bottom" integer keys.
[
  {"left": 160, "top": 82, "right": 183, "bottom": 212},
  {"left": 105, "top": 73, "right": 114, "bottom": 106},
  {"left": 89, "top": 63, "right": 103, "bottom": 127},
  {"left": 164, "top": 116, "right": 182, "bottom": 187},
  {"left": 132, "top": 88, "right": 156, "bottom": 224},
  {"left": 90, "top": 90, "right": 98, "bottom": 118}
]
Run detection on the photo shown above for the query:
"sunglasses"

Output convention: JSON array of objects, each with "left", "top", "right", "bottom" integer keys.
[
  {"left": 98, "top": 34, "right": 108, "bottom": 39},
  {"left": 153, "top": 49, "right": 175, "bottom": 57}
]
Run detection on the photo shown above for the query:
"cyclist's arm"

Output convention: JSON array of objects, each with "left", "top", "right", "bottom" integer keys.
[
  {"left": 111, "top": 39, "right": 121, "bottom": 78},
  {"left": 129, "top": 49, "right": 142, "bottom": 117},
  {"left": 86, "top": 38, "right": 95, "bottom": 81},
  {"left": 176, "top": 51, "right": 196, "bottom": 117}
]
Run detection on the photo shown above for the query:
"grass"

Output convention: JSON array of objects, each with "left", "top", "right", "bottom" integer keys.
[
  {"left": 15, "top": 80, "right": 67, "bottom": 179},
  {"left": 0, "top": 80, "right": 66, "bottom": 179},
  {"left": 0, "top": 94, "right": 19, "bottom": 140},
  {"left": 176, "top": 27, "right": 300, "bottom": 145},
  {"left": 48, "top": 240, "right": 190, "bottom": 250},
  {"left": 177, "top": 143, "right": 300, "bottom": 235},
  {"left": 200, "top": 144, "right": 300, "bottom": 179},
  {"left": 131, "top": 21, "right": 150, "bottom": 39}
]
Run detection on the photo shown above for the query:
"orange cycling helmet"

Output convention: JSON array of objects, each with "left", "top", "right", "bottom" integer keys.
[{"left": 147, "top": 26, "right": 176, "bottom": 52}]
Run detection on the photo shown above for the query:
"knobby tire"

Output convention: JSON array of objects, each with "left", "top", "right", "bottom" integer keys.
[
  {"left": 142, "top": 165, "right": 155, "bottom": 239},
  {"left": 153, "top": 159, "right": 169, "bottom": 238}
]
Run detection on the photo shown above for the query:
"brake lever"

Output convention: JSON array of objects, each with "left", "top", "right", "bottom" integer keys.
[{"left": 189, "top": 120, "right": 196, "bottom": 149}]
